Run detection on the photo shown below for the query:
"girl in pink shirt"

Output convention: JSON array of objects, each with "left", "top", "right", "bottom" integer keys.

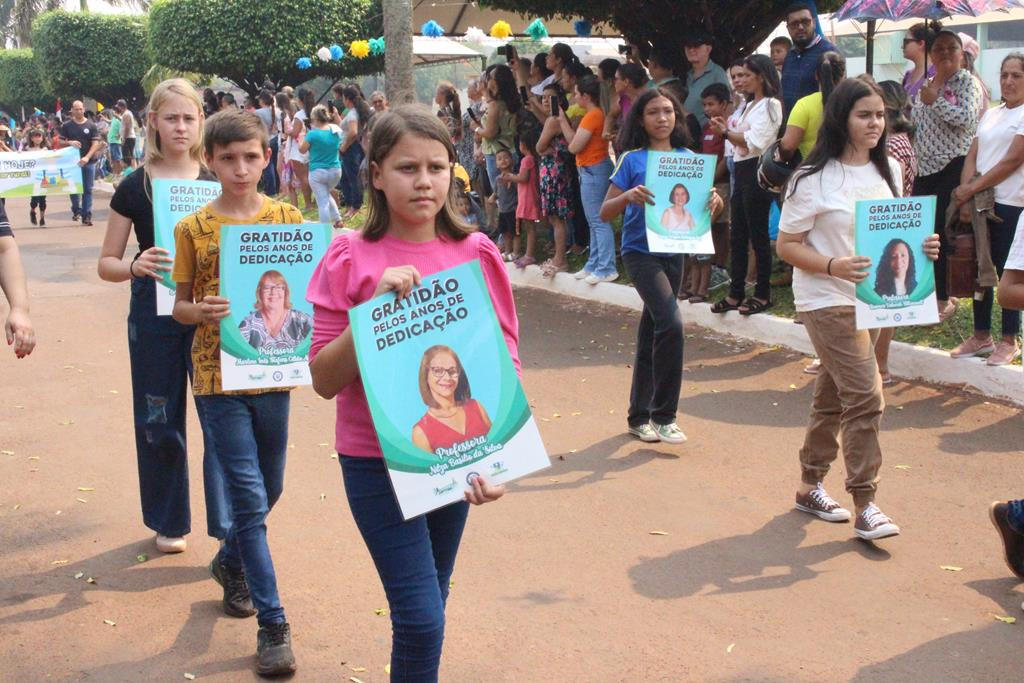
[
  {"left": 502, "top": 129, "right": 543, "bottom": 268},
  {"left": 307, "top": 105, "right": 515, "bottom": 680}
]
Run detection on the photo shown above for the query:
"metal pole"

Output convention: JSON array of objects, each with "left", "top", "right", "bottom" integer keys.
[{"left": 865, "top": 19, "right": 876, "bottom": 76}]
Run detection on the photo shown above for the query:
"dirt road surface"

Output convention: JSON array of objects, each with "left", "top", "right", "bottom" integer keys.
[{"left": 2, "top": 193, "right": 1022, "bottom": 681}]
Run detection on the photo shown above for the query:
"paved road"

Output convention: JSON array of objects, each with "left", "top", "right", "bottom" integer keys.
[{"left": 1, "top": 193, "right": 1023, "bottom": 681}]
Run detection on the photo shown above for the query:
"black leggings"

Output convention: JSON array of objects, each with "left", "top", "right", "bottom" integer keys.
[
  {"left": 728, "top": 158, "right": 773, "bottom": 301},
  {"left": 914, "top": 155, "right": 964, "bottom": 302},
  {"left": 30, "top": 196, "right": 46, "bottom": 210}
]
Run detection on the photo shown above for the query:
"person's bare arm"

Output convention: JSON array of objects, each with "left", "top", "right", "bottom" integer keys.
[
  {"left": 0, "top": 235, "right": 35, "bottom": 357},
  {"left": 998, "top": 268, "right": 1024, "bottom": 310},
  {"left": 956, "top": 136, "right": 1024, "bottom": 203},
  {"left": 778, "top": 124, "right": 805, "bottom": 159},
  {"left": 172, "top": 280, "right": 230, "bottom": 326}
]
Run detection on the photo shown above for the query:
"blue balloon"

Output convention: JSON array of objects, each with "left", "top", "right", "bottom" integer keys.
[
  {"left": 421, "top": 20, "right": 445, "bottom": 37},
  {"left": 296, "top": 57, "right": 312, "bottom": 69},
  {"left": 329, "top": 44, "right": 344, "bottom": 60}
]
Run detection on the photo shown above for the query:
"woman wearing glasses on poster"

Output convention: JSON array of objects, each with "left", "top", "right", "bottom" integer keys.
[
  {"left": 238, "top": 270, "right": 312, "bottom": 353},
  {"left": 412, "top": 345, "right": 493, "bottom": 457}
]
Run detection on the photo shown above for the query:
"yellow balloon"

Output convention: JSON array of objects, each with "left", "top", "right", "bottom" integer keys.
[
  {"left": 490, "top": 20, "right": 512, "bottom": 39},
  {"left": 350, "top": 40, "right": 370, "bottom": 58}
]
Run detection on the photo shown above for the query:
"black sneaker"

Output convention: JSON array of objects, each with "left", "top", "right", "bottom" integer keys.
[
  {"left": 29, "top": 210, "right": 36, "bottom": 225},
  {"left": 82, "top": 215, "right": 93, "bottom": 226},
  {"left": 257, "top": 622, "right": 296, "bottom": 676},
  {"left": 209, "top": 553, "right": 256, "bottom": 618},
  {"left": 989, "top": 501, "right": 1024, "bottom": 579},
  {"left": 71, "top": 212, "right": 80, "bottom": 222}
]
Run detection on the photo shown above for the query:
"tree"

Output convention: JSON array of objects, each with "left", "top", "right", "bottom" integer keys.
[
  {"left": 149, "top": 0, "right": 383, "bottom": 97},
  {"left": 1, "top": 0, "right": 147, "bottom": 47},
  {"left": 479, "top": 0, "right": 842, "bottom": 73},
  {"left": 31, "top": 11, "right": 149, "bottom": 104},
  {"left": 0, "top": 48, "right": 53, "bottom": 113},
  {"left": 383, "top": 0, "right": 413, "bottom": 105}
]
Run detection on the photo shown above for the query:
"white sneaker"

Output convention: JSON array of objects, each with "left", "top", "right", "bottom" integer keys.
[
  {"left": 585, "top": 273, "right": 618, "bottom": 285},
  {"left": 573, "top": 269, "right": 592, "bottom": 280},
  {"left": 627, "top": 422, "right": 659, "bottom": 442},
  {"left": 651, "top": 422, "right": 687, "bottom": 444},
  {"left": 854, "top": 503, "right": 900, "bottom": 540},
  {"left": 156, "top": 534, "right": 187, "bottom": 553}
]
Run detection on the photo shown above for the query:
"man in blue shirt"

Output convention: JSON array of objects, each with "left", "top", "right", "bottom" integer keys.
[
  {"left": 780, "top": 2, "right": 839, "bottom": 115},
  {"left": 683, "top": 30, "right": 731, "bottom": 128}
]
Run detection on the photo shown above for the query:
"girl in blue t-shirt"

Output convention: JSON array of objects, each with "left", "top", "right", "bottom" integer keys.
[{"left": 599, "top": 88, "right": 723, "bottom": 445}]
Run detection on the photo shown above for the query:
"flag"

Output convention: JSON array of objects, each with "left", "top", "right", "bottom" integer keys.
[{"left": 96, "top": 102, "right": 104, "bottom": 113}]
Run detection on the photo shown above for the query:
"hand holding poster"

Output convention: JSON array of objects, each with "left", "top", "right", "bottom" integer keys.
[
  {"left": 153, "top": 179, "right": 222, "bottom": 315},
  {"left": 644, "top": 151, "right": 716, "bottom": 254},
  {"left": 854, "top": 196, "right": 939, "bottom": 329},
  {"left": 219, "top": 223, "right": 332, "bottom": 390},
  {"left": 349, "top": 260, "right": 550, "bottom": 520},
  {"left": 0, "top": 147, "right": 83, "bottom": 198}
]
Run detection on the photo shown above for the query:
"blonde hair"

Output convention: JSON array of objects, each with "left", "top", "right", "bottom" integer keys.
[
  {"left": 310, "top": 104, "right": 332, "bottom": 124},
  {"left": 144, "top": 78, "right": 206, "bottom": 166},
  {"left": 253, "top": 270, "right": 292, "bottom": 311},
  {"left": 362, "top": 104, "right": 472, "bottom": 242}
]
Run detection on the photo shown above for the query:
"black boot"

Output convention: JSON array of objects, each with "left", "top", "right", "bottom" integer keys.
[
  {"left": 29, "top": 209, "right": 36, "bottom": 225},
  {"left": 38, "top": 211, "right": 45, "bottom": 227},
  {"left": 209, "top": 552, "right": 256, "bottom": 618},
  {"left": 256, "top": 622, "right": 296, "bottom": 676}
]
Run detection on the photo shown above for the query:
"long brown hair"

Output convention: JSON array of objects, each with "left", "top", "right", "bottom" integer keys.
[{"left": 362, "top": 104, "right": 473, "bottom": 242}]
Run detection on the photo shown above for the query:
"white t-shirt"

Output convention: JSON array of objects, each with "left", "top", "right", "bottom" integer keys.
[
  {"left": 731, "top": 97, "right": 783, "bottom": 163},
  {"left": 1004, "top": 211, "right": 1024, "bottom": 271},
  {"left": 975, "top": 103, "right": 1024, "bottom": 207},
  {"left": 780, "top": 158, "right": 903, "bottom": 312}
]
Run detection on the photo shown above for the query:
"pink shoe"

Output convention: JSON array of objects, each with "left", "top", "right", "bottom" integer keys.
[
  {"left": 986, "top": 341, "right": 1020, "bottom": 366},
  {"left": 950, "top": 336, "right": 995, "bottom": 359}
]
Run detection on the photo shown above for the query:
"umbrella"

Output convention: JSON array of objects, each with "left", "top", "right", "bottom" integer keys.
[{"left": 833, "top": 0, "right": 1024, "bottom": 73}]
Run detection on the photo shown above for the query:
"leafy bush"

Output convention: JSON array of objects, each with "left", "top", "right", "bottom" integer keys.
[
  {"left": 32, "top": 11, "right": 148, "bottom": 104},
  {"left": 0, "top": 49, "right": 53, "bottom": 113},
  {"left": 149, "top": 0, "right": 383, "bottom": 96}
]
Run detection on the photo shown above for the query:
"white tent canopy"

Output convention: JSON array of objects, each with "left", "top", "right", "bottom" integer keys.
[{"left": 413, "top": 35, "right": 487, "bottom": 66}]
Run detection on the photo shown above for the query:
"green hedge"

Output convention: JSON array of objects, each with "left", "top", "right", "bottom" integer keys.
[
  {"left": 32, "top": 11, "right": 148, "bottom": 104},
  {"left": 0, "top": 49, "right": 52, "bottom": 113},
  {"left": 149, "top": 0, "right": 383, "bottom": 96}
]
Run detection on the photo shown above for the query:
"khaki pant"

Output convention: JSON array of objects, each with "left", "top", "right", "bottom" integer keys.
[{"left": 799, "top": 306, "right": 884, "bottom": 507}]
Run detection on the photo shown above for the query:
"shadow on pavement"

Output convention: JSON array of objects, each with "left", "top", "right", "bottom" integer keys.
[
  {"left": 0, "top": 539, "right": 210, "bottom": 626},
  {"left": 679, "top": 387, "right": 814, "bottom": 428},
  {"left": 512, "top": 435, "right": 679, "bottom": 494},
  {"left": 629, "top": 512, "right": 890, "bottom": 600},
  {"left": 75, "top": 599, "right": 254, "bottom": 681}
]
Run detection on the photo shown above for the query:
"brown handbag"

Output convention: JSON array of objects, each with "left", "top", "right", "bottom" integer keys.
[{"left": 946, "top": 231, "right": 978, "bottom": 299}]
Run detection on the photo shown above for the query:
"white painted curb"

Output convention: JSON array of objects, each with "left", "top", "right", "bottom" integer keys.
[{"left": 507, "top": 263, "right": 1024, "bottom": 407}]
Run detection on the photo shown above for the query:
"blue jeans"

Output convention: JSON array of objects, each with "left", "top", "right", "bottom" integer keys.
[
  {"left": 1009, "top": 500, "right": 1024, "bottom": 533},
  {"left": 127, "top": 277, "right": 231, "bottom": 539},
  {"left": 70, "top": 160, "right": 96, "bottom": 219},
  {"left": 623, "top": 251, "right": 685, "bottom": 427},
  {"left": 341, "top": 143, "right": 365, "bottom": 210},
  {"left": 309, "top": 166, "right": 342, "bottom": 224},
  {"left": 196, "top": 391, "right": 290, "bottom": 626},
  {"left": 580, "top": 159, "right": 617, "bottom": 277},
  {"left": 340, "top": 456, "right": 469, "bottom": 682}
]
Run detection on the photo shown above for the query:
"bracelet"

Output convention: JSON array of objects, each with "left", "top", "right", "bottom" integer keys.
[
  {"left": 826, "top": 257, "right": 835, "bottom": 276},
  {"left": 130, "top": 253, "right": 141, "bottom": 278}
]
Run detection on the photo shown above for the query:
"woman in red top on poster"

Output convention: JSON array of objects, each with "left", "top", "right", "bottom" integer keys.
[{"left": 411, "top": 345, "right": 492, "bottom": 455}]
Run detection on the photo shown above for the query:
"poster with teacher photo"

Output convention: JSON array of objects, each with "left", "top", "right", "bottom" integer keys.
[
  {"left": 218, "top": 222, "right": 331, "bottom": 390},
  {"left": 644, "top": 150, "right": 716, "bottom": 254},
  {"left": 854, "top": 196, "right": 939, "bottom": 330},
  {"left": 153, "top": 179, "right": 221, "bottom": 315},
  {"left": 349, "top": 260, "right": 550, "bottom": 520}
]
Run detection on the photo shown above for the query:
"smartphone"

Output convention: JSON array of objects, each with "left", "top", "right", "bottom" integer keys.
[
  {"left": 496, "top": 45, "right": 508, "bottom": 56},
  {"left": 467, "top": 107, "right": 480, "bottom": 123},
  {"left": 618, "top": 44, "right": 631, "bottom": 55},
  {"left": 550, "top": 98, "right": 559, "bottom": 118}
]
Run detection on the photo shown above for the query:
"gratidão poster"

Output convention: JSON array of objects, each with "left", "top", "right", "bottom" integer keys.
[
  {"left": 644, "top": 150, "right": 716, "bottom": 254},
  {"left": 0, "top": 147, "right": 83, "bottom": 198},
  {"left": 153, "top": 179, "right": 221, "bottom": 315},
  {"left": 854, "top": 196, "right": 939, "bottom": 330},
  {"left": 218, "top": 223, "right": 331, "bottom": 390},
  {"left": 349, "top": 260, "right": 550, "bottom": 520}
]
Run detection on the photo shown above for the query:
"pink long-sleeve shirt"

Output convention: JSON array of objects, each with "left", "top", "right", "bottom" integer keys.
[{"left": 307, "top": 230, "right": 521, "bottom": 458}]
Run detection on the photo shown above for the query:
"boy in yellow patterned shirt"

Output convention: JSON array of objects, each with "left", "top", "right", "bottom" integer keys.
[{"left": 171, "top": 109, "right": 301, "bottom": 677}]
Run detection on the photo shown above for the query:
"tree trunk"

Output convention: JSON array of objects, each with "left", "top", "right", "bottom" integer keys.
[{"left": 383, "top": 0, "right": 414, "bottom": 105}]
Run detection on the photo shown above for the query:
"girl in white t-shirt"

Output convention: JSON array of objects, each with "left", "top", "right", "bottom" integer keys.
[
  {"left": 950, "top": 53, "right": 1024, "bottom": 366},
  {"left": 776, "top": 78, "right": 940, "bottom": 541}
]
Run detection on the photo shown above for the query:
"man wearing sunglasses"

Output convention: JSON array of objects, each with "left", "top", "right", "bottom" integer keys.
[{"left": 780, "top": 2, "right": 840, "bottom": 115}]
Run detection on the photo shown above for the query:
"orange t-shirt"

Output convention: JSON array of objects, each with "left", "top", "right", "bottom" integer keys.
[{"left": 575, "top": 108, "right": 608, "bottom": 167}]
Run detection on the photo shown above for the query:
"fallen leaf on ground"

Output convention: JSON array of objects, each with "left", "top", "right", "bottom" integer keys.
[
  {"left": 319, "top": 493, "right": 326, "bottom": 501},
  {"left": 993, "top": 614, "right": 1016, "bottom": 624},
  {"left": 318, "top": 442, "right": 329, "bottom": 447},
  {"left": 649, "top": 531, "right": 668, "bottom": 536},
  {"left": 350, "top": 666, "right": 367, "bottom": 672},
  {"left": 51, "top": 560, "right": 69, "bottom": 566},
  {"left": 55, "top": 510, "right": 62, "bottom": 515},
  {"left": 895, "top": 405, "right": 904, "bottom": 411},
  {"left": 894, "top": 465, "right": 912, "bottom": 470},
  {"left": 86, "top": 577, "right": 96, "bottom": 584},
  {"left": 571, "top": 412, "right": 582, "bottom": 416},
  {"left": 12, "top": 503, "right": 20, "bottom": 510},
  {"left": 350, "top": 677, "right": 365, "bottom": 683},
  {"left": 184, "top": 674, "right": 196, "bottom": 681},
  {"left": 59, "top": 420, "right": 74, "bottom": 426},
  {"left": 28, "top": 456, "right": 39, "bottom": 461},
  {"left": 772, "top": 402, "right": 779, "bottom": 407},
  {"left": 385, "top": 664, "right": 391, "bottom": 674},
  {"left": 940, "top": 565, "right": 963, "bottom": 572},
  {"left": 552, "top": 413, "right": 561, "bottom": 418},
  {"left": 374, "top": 608, "right": 387, "bottom": 616},
  {"left": 1, "top": 450, "right": 13, "bottom": 456},
  {"left": 103, "top": 619, "right": 116, "bottom": 626},
  {"left": 789, "top": 384, "right": 797, "bottom": 390},
  {"left": 78, "top": 487, "right": 95, "bottom": 492},
  {"left": 136, "top": 554, "right": 148, "bottom": 563},
  {"left": 727, "top": 643, "right": 736, "bottom": 653},
  {"left": 73, "top": 572, "right": 84, "bottom": 579},
  {"left": 109, "top": 390, "right": 119, "bottom": 395}
]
